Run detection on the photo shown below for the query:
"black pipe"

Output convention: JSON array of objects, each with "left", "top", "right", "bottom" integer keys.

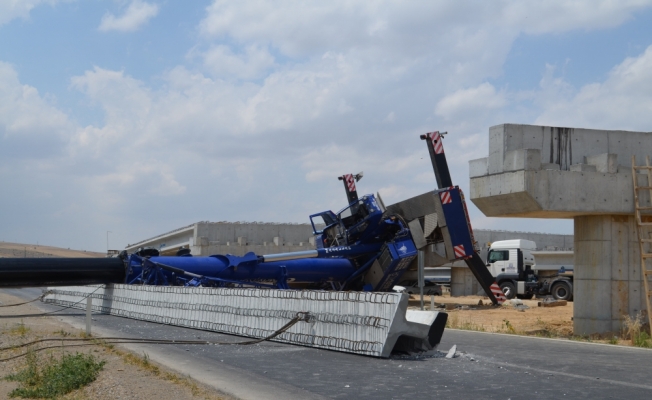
[{"left": 0, "top": 258, "right": 126, "bottom": 288}]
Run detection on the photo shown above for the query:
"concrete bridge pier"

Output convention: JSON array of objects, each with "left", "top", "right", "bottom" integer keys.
[
  {"left": 470, "top": 124, "right": 652, "bottom": 335},
  {"left": 574, "top": 215, "right": 645, "bottom": 334}
]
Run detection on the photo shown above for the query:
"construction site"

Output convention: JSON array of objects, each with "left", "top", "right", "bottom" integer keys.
[
  {"left": 1, "top": 124, "right": 651, "bottom": 399},
  {"left": 7, "top": 0, "right": 652, "bottom": 397}
]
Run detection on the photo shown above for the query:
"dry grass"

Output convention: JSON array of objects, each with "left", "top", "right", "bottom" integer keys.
[
  {"left": 446, "top": 313, "right": 486, "bottom": 332},
  {"left": 622, "top": 313, "right": 652, "bottom": 348},
  {"left": 6, "top": 321, "right": 31, "bottom": 337}
]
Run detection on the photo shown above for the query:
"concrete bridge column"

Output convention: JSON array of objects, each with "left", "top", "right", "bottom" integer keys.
[
  {"left": 470, "top": 123, "right": 652, "bottom": 335},
  {"left": 574, "top": 215, "right": 644, "bottom": 335}
]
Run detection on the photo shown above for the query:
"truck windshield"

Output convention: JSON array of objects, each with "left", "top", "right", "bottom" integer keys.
[{"left": 488, "top": 250, "right": 508, "bottom": 263}]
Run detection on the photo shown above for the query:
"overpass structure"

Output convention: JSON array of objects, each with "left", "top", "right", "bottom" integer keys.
[{"left": 470, "top": 123, "right": 652, "bottom": 335}]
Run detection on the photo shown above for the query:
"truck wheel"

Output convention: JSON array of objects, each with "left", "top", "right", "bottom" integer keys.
[
  {"left": 499, "top": 282, "right": 516, "bottom": 300},
  {"left": 551, "top": 281, "right": 573, "bottom": 301}
]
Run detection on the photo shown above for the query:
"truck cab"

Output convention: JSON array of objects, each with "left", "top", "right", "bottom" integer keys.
[
  {"left": 486, "top": 239, "right": 573, "bottom": 301},
  {"left": 486, "top": 240, "right": 536, "bottom": 299},
  {"left": 487, "top": 240, "right": 535, "bottom": 276}
]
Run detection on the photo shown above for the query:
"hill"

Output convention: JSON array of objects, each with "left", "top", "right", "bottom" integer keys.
[{"left": 0, "top": 241, "right": 105, "bottom": 258}]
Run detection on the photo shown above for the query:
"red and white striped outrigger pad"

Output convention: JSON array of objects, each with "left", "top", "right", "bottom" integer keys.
[
  {"left": 489, "top": 282, "right": 507, "bottom": 304},
  {"left": 344, "top": 174, "right": 356, "bottom": 192},
  {"left": 427, "top": 131, "right": 444, "bottom": 154}
]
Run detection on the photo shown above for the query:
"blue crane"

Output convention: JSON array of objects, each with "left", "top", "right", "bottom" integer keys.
[{"left": 0, "top": 132, "right": 506, "bottom": 304}]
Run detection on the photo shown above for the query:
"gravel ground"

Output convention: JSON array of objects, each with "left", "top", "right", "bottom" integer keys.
[{"left": 0, "top": 292, "right": 234, "bottom": 400}]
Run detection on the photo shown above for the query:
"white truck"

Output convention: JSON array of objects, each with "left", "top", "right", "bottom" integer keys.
[{"left": 485, "top": 239, "right": 573, "bottom": 301}]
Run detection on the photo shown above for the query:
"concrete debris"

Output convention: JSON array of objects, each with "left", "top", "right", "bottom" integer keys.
[
  {"left": 515, "top": 304, "right": 530, "bottom": 311},
  {"left": 538, "top": 300, "right": 567, "bottom": 307},
  {"left": 457, "top": 352, "right": 478, "bottom": 362},
  {"left": 391, "top": 350, "right": 449, "bottom": 360},
  {"left": 445, "top": 345, "right": 457, "bottom": 359},
  {"left": 509, "top": 299, "right": 523, "bottom": 306}
]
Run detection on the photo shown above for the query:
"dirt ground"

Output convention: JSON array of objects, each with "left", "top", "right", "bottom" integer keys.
[
  {"left": 0, "top": 292, "right": 232, "bottom": 400},
  {"left": 408, "top": 291, "right": 638, "bottom": 345},
  {"left": 0, "top": 241, "right": 105, "bottom": 258},
  {"left": 410, "top": 293, "right": 574, "bottom": 335}
]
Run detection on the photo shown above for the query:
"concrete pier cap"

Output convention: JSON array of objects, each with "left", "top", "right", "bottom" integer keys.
[{"left": 470, "top": 124, "right": 652, "bottom": 335}]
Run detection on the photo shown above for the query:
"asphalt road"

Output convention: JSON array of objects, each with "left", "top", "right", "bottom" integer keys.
[{"left": 3, "top": 288, "right": 652, "bottom": 399}]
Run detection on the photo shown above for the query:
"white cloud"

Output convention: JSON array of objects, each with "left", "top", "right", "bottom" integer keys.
[
  {"left": 71, "top": 67, "right": 151, "bottom": 122},
  {"left": 0, "top": 62, "right": 73, "bottom": 159},
  {"left": 190, "top": 0, "right": 652, "bottom": 133},
  {"left": 431, "top": 83, "right": 510, "bottom": 157},
  {"left": 435, "top": 83, "right": 507, "bottom": 120},
  {"left": 198, "top": 1, "right": 652, "bottom": 71},
  {"left": 3, "top": 1, "right": 652, "bottom": 249},
  {"left": 535, "top": 45, "right": 652, "bottom": 131},
  {"left": 98, "top": 0, "right": 159, "bottom": 32},
  {"left": 91, "top": 162, "right": 186, "bottom": 197},
  {"left": 0, "top": 0, "right": 67, "bottom": 26},
  {"left": 200, "top": 45, "right": 276, "bottom": 80},
  {"left": 501, "top": 1, "right": 650, "bottom": 34}
]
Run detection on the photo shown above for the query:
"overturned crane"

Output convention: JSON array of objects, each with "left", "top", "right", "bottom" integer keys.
[{"left": 0, "top": 132, "right": 505, "bottom": 357}]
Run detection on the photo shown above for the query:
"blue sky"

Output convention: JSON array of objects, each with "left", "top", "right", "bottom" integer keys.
[{"left": 1, "top": 1, "right": 652, "bottom": 251}]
